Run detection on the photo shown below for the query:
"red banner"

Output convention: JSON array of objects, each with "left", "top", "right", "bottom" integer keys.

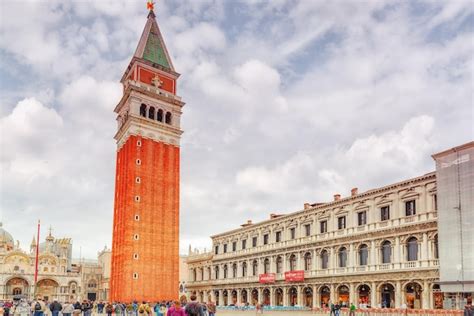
[
  {"left": 285, "top": 270, "right": 304, "bottom": 282},
  {"left": 259, "top": 273, "right": 276, "bottom": 284}
]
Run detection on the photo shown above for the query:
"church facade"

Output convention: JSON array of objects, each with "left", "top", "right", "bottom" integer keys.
[{"left": 110, "top": 8, "right": 183, "bottom": 302}]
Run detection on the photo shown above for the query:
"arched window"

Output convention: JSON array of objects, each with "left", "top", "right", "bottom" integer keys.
[
  {"left": 381, "top": 241, "right": 392, "bottom": 263},
  {"left": 434, "top": 235, "right": 439, "bottom": 259},
  {"left": 252, "top": 260, "right": 258, "bottom": 276},
  {"left": 207, "top": 267, "right": 211, "bottom": 280},
  {"left": 148, "top": 107, "right": 155, "bottom": 120},
  {"left": 276, "top": 256, "right": 283, "bottom": 273},
  {"left": 232, "top": 263, "right": 237, "bottom": 278},
  {"left": 304, "top": 252, "right": 312, "bottom": 271},
  {"left": 338, "top": 247, "right": 347, "bottom": 267},
  {"left": 200, "top": 268, "right": 204, "bottom": 280},
  {"left": 264, "top": 258, "right": 270, "bottom": 274},
  {"left": 407, "top": 237, "right": 418, "bottom": 261},
  {"left": 157, "top": 109, "right": 163, "bottom": 122},
  {"left": 215, "top": 266, "right": 220, "bottom": 279},
  {"left": 242, "top": 262, "right": 247, "bottom": 277},
  {"left": 359, "top": 244, "right": 369, "bottom": 266},
  {"left": 320, "top": 250, "right": 329, "bottom": 269},
  {"left": 140, "top": 104, "right": 147, "bottom": 117},
  {"left": 13, "top": 288, "right": 22, "bottom": 295},
  {"left": 289, "top": 254, "right": 297, "bottom": 271},
  {"left": 223, "top": 265, "right": 228, "bottom": 278},
  {"left": 165, "top": 112, "right": 172, "bottom": 124}
]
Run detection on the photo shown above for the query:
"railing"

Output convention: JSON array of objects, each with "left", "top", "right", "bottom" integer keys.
[{"left": 404, "top": 261, "right": 417, "bottom": 268}]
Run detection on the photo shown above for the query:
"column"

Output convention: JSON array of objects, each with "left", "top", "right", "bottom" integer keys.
[
  {"left": 313, "top": 250, "right": 318, "bottom": 271},
  {"left": 370, "top": 282, "right": 377, "bottom": 307},
  {"left": 210, "top": 290, "right": 216, "bottom": 303},
  {"left": 283, "top": 287, "right": 288, "bottom": 306},
  {"left": 349, "top": 283, "right": 355, "bottom": 305},
  {"left": 237, "top": 289, "right": 241, "bottom": 305},
  {"left": 270, "top": 288, "right": 274, "bottom": 306},
  {"left": 269, "top": 256, "right": 274, "bottom": 273},
  {"left": 421, "top": 233, "right": 428, "bottom": 266},
  {"left": 370, "top": 240, "right": 376, "bottom": 270},
  {"left": 330, "top": 247, "right": 336, "bottom": 272},
  {"left": 349, "top": 243, "right": 354, "bottom": 270},
  {"left": 422, "top": 280, "right": 429, "bottom": 309},
  {"left": 395, "top": 280, "right": 402, "bottom": 307},
  {"left": 394, "top": 237, "right": 401, "bottom": 267},
  {"left": 313, "top": 285, "right": 319, "bottom": 308},
  {"left": 218, "top": 290, "right": 224, "bottom": 306},
  {"left": 258, "top": 288, "right": 262, "bottom": 304},
  {"left": 330, "top": 284, "right": 336, "bottom": 303},
  {"left": 298, "top": 252, "right": 303, "bottom": 270}
]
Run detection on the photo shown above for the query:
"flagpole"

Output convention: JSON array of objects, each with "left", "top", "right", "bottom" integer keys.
[{"left": 34, "top": 219, "right": 40, "bottom": 299}]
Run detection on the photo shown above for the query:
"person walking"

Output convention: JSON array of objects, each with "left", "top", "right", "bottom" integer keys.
[
  {"left": 166, "top": 302, "right": 185, "bottom": 316},
  {"left": 329, "top": 302, "right": 335, "bottom": 316},
  {"left": 105, "top": 303, "right": 113, "bottom": 316},
  {"left": 137, "top": 302, "right": 150, "bottom": 316},
  {"left": 49, "top": 300, "right": 62, "bottom": 316},
  {"left": 62, "top": 302, "right": 74, "bottom": 316},
  {"left": 206, "top": 302, "right": 216, "bottom": 316},
  {"left": 349, "top": 303, "right": 356, "bottom": 316},
  {"left": 464, "top": 305, "right": 473, "bottom": 316},
  {"left": 31, "top": 298, "right": 46, "bottom": 316},
  {"left": 184, "top": 295, "right": 203, "bottom": 316}
]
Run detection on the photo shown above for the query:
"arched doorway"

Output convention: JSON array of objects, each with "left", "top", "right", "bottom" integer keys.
[
  {"left": 405, "top": 282, "right": 422, "bottom": 309},
  {"left": 241, "top": 289, "right": 248, "bottom": 304},
  {"left": 357, "top": 284, "right": 371, "bottom": 307},
  {"left": 275, "top": 288, "right": 283, "bottom": 306},
  {"left": 320, "top": 286, "right": 330, "bottom": 307},
  {"left": 380, "top": 283, "right": 395, "bottom": 308},
  {"left": 251, "top": 289, "right": 258, "bottom": 305},
  {"left": 231, "top": 290, "right": 237, "bottom": 305},
  {"left": 6, "top": 278, "right": 29, "bottom": 299},
  {"left": 37, "top": 279, "right": 59, "bottom": 301},
  {"left": 214, "top": 291, "right": 220, "bottom": 305},
  {"left": 199, "top": 291, "right": 204, "bottom": 303},
  {"left": 289, "top": 287, "right": 298, "bottom": 306},
  {"left": 303, "top": 287, "right": 313, "bottom": 307},
  {"left": 337, "top": 285, "right": 349, "bottom": 307},
  {"left": 223, "top": 290, "right": 228, "bottom": 306},
  {"left": 432, "top": 284, "right": 443, "bottom": 309},
  {"left": 262, "top": 288, "right": 270, "bottom": 306}
]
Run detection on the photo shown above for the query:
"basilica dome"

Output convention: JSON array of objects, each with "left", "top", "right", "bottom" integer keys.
[{"left": 0, "top": 222, "right": 14, "bottom": 250}]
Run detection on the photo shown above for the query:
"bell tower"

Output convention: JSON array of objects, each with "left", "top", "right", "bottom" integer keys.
[{"left": 110, "top": 8, "right": 184, "bottom": 302}]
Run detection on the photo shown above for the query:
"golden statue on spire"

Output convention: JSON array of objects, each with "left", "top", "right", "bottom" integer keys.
[{"left": 147, "top": 0, "right": 155, "bottom": 11}]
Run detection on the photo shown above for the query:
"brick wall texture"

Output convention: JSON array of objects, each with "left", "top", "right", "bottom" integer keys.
[{"left": 110, "top": 135, "right": 180, "bottom": 302}]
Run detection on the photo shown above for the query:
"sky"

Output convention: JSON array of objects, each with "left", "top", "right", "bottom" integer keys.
[{"left": 0, "top": 0, "right": 473, "bottom": 259}]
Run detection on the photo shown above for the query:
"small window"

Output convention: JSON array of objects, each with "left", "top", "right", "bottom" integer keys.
[
  {"left": 358, "top": 211, "right": 367, "bottom": 226},
  {"left": 133, "top": 273, "right": 139, "bottom": 279},
  {"left": 304, "top": 224, "right": 311, "bottom": 237},
  {"left": 136, "top": 159, "right": 141, "bottom": 165},
  {"left": 290, "top": 228, "right": 296, "bottom": 239},
  {"left": 320, "top": 221, "right": 328, "bottom": 233},
  {"left": 263, "top": 234, "right": 269, "bottom": 245},
  {"left": 433, "top": 195, "right": 438, "bottom": 211},
  {"left": 252, "top": 237, "right": 257, "bottom": 247},
  {"left": 135, "top": 177, "right": 141, "bottom": 184},
  {"left": 223, "top": 244, "right": 227, "bottom": 253},
  {"left": 139, "top": 104, "right": 147, "bottom": 117},
  {"left": 134, "top": 196, "right": 140, "bottom": 202},
  {"left": 406, "top": 200, "right": 416, "bottom": 216},
  {"left": 157, "top": 109, "right": 163, "bottom": 122},
  {"left": 242, "top": 239, "right": 247, "bottom": 250},
  {"left": 165, "top": 112, "right": 172, "bottom": 124},
  {"left": 134, "top": 214, "right": 140, "bottom": 221},
  {"left": 133, "top": 253, "right": 139, "bottom": 260},
  {"left": 137, "top": 140, "right": 142, "bottom": 147},
  {"left": 275, "top": 231, "right": 281, "bottom": 242},
  {"left": 215, "top": 245, "right": 219, "bottom": 255},
  {"left": 133, "top": 234, "right": 139, "bottom": 240},
  {"left": 338, "top": 216, "right": 346, "bottom": 230},
  {"left": 381, "top": 206, "right": 390, "bottom": 221},
  {"left": 232, "top": 241, "right": 237, "bottom": 252}
]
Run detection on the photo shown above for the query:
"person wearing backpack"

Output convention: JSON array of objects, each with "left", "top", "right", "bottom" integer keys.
[
  {"left": 166, "top": 301, "right": 184, "bottom": 316},
  {"left": 137, "top": 302, "right": 150, "bottom": 316},
  {"left": 184, "top": 295, "right": 204, "bottom": 316},
  {"left": 31, "top": 298, "right": 46, "bottom": 316}
]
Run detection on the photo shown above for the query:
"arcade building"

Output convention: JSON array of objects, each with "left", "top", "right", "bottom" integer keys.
[{"left": 185, "top": 142, "right": 473, "bottom": 310}]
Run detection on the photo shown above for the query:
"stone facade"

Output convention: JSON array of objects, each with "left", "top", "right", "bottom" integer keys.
[
  {"left": 186, "top": 172, "right": 445, "bottom": 309},
  {"left": 110, "top": 9, "right": 183, "bottom": 302}
]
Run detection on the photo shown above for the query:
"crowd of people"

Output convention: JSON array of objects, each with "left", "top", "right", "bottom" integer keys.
[{"left": 0, "top": 296, "right": 216, "bottom": 316}]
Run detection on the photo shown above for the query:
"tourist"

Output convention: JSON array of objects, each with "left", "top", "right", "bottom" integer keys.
[
  {"left": 114, "top": 302, "right": 125, "bottom": 316},
  {"left": 97, "top": 302, "right": 104, "bottom": 315},
  {"left": 31, "top": 298, "right": 46, "bottom": 316},
  {"left": 49, "top": 300, "right": 62, "bottom": 316},
  {"left": 184, "top": 295, "right": 203, "bottom": 316},
  {"left": 13, "top": 299, "right": 30, "bottom": 316},
  {"left": 166, "top": 301, "right": 184, "bottom": 316},
  {"left": 62, "top": 301, "right": 74, "bottom": 316},
  {"left": 138, "top": 302, "right": 151, "bottom": 316},
  {"left": 329, "top": 302, "right": 335, "bottom": 316},
  {"left": 464, "top": 304, "right": 473, "bottom": 316},
  {"left": 334, "top": 303, "right": 341, "bottom": 316},
  {"left": 349, "top": 303, "right": 356, "bottom": 316},
  {"left": 206, "top": 302, "right": 216, "bottom": 316},
  {"left": 105, "top": 303, "right": 113, "bottom": 316},
  {"left": 73, "top": 302, "right": 81, "bottom": 316}
]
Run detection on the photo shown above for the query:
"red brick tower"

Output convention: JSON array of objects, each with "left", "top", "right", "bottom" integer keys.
[{"left": 110, "top": 9, "right": 183, "bottom": 302}]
